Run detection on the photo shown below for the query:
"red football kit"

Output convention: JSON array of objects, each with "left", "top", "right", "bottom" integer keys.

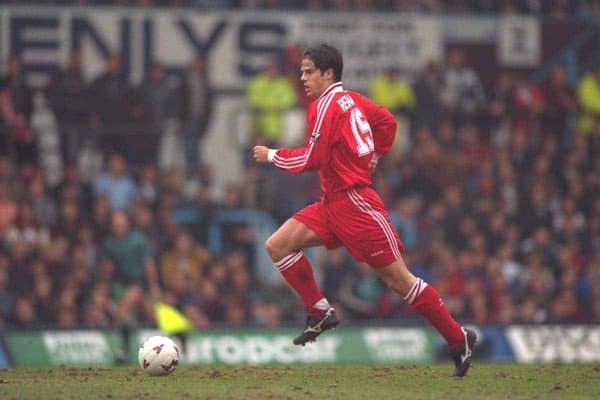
[
  {"left": 270, "top": 81, "right": 466, "bottom": 350},
  {"left": 270, "top": 82, "right": 404, "bottom": 267}
]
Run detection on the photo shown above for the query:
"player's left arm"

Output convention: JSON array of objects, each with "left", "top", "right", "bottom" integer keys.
[
  {"left": 359, "top": 95, "right": 397, "bottom": 173},
  {"left": 361, "top": 95, "right": 397, "bottom": 157}
]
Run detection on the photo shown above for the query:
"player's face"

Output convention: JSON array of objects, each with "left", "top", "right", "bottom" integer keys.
[{"left": 300, "top": 58, "right": 333, "bottom": 99}]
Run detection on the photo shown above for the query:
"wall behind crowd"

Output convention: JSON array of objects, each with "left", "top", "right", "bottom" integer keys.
[{"left": 0, "top": 6, "right": 599, "bottom": 332}]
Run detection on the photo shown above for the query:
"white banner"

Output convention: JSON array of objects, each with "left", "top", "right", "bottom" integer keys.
[
  {"left": 289, "top": 14, "right": 442, "bottom": 85},
  {"left": 0, "top": 8, "right": 443, "bottom": 89},
  {"left": 43, "top": 331, "right": 115, "bottom": 365},
  {"left": 363, "top": 328, "right": 431, "bottom": 362},
  {"left": 497, "top": 16, "right": 540, "bottom": 67},
  {"left": 507, "top": 326, "right": 600, "bottom": 363}
]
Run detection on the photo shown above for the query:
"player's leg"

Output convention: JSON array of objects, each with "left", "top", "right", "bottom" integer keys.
[
  {"left": 265, "top": 215, "right": 324, "bottom": 314},
  {"left": 374, "top": 258, "right": 476, "bottom": 377},
  {"left": 337, "top": 187, "right": 475, "bottom": 376},
  {"left": 374, "top": 257, "right": 465, "bottom": 345},
  {"left": 265, "top": 202, "right": 340, "bottom": 345},
  {"left": 265, "top": 216, "right": 323, "bottom": 261}
]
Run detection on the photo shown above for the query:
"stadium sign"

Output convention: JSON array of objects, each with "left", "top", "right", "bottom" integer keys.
[
  {"left": 506, "top": 326, "right": 600, "bottom": 362},
  {"left": 497, "top": 16, "right": 541, "bottom": 67},
  {"left": 363, "top": 328, "right": 432, "bottom": 362},
  {"left": 42, "top": 331, "right": 115, "bottom": 365},
  {"left": 3, "top": 330, "right": 122, "bottom": 366},
  {"left": 0, "top": 7, "right": 442, "bottom": 89},
  {"left": 185, "top": 335, "right": 340, "bottom": 364}
]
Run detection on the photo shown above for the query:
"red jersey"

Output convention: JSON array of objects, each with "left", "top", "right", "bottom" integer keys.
[{"left": 272, "top": 82, "right": 396, "bottom": 194}]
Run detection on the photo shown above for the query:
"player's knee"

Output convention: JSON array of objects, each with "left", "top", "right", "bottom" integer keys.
[
  {"left": 265, "top": 236, "right": 279, "bottom": 261},
  {"left": 375, "top": 262, "right": 416, "bottom": 295}
]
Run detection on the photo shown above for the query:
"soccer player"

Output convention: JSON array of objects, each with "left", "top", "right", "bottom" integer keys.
[{"left": 253, "top": 44, "right": 476, "bottom": 377}]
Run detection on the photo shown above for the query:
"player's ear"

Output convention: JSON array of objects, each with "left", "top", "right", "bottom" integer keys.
[{"left": 324, "top": 68, "right": 334, "bottom": 81}]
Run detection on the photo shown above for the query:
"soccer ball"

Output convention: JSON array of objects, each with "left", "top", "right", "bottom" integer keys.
[{"left": 138, "top": 335, "right": 180, "bottom": 376}]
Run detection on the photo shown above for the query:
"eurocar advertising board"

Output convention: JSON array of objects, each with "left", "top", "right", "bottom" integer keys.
[
  {"left": 134, "top": 327, "right": 438, "bottom": 365},
  {"left": 4, "top": 326, "right": 599, "bottom": 367}
]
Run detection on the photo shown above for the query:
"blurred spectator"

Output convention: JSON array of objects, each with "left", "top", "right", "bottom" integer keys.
[
  {"left": 81, "top": 284, "right": 112, "bottom": 329},
  {"left": 413, "top": 62, "right": 444, "bottom": 128},
  {"left": 182, "top": 55, "right": 212, "bottom": 175},
  {"left": 137, "top": 164, "right": 159, "bottom": 206},
  {"left": 0, "top": 55, "right": 35, "bottom": 165},
  {"left": 25, "top": 172, "right": 57, "bottom": 228},
  {"left": 6, "top": 201, "right": 50, "bottom": 251},
  {"left": 487, "top": 71, "right": 514, "bottom": 147},
  {"left": 46, "top": 50, "right": 88, "bottom": 162},
  {"left": 246, "top": 59, "right": 297, "bottom": 145},
  {"left": 94, "top": 153, "right": 137, "bottom": 210},
  {"left": 370, "top": 67, "right": 415, "bottom": 117},
  {"left": 102, "top": 211, "right": 159, "bottom": 325},
  {"left": 576, "top": 63, "right": 600, "bottom": 135},
  {"left": 139, "top": 63, "right": 184, "bottom": 125},
  {"left": 543, "top": 65, "right": 577, "bottom": 138},
  {"left": 0, "top": 260, "right": 14, "bottom": 327},
  {"left": 511, "top": 72, "right": 546, "bottom": 134},
  {"left": 337, "top": 262, "right": 384, "bottom": 319},
  {"left": 55, "top": 162, "right": 92, "bottom": 209},
  {"left": 88, "top": 54, "right": 137, "bottom": 125},
  {"left": 0, "top": 183, "right": 17, "bottom": 236},
  {"left": 9, "top": 296, "right": 37, "bottom": 328},
  {"left": 159, "top": 231, "right": 212, "bottom": 297},
  {"left": 321, "top": 249, "right": 352, "bottom": 309},
  {"left": 370, "top": 67, "right": 415, "bottom": 155},
  {"left": 458, "top": 122, "right": 493, "bottom": 176},
  {"left": 390, "top": 195, "right": 421, "bottom": 251},
  {"left": 440, "top": 48, "right": 486, "bottom": 124},
  {"left": 0, "top": 55, "right": 32, "bottom": 121}
]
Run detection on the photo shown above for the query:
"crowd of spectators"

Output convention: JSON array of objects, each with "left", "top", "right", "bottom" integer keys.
[
  {"left": 2, "top": 0, "right": 600, "bottom": 17},
  {"left": 44, "top": 50, "right": 210, "bottom": 169},
  {"left": 0, "top": 148, "right": 291, "bottom": 330},
  {"left": 240, "top": 45, "right": 600, "bottom": 326},
  {"left": 1, "top": 17, "right": 600, "bottom": 332}
]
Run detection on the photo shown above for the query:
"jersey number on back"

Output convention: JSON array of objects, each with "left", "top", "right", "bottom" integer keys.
[{"left": 350, "top": 108, "right": 374, "bottom": 157}]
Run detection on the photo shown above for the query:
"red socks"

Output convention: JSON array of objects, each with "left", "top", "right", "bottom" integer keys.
[
  {"left": 406, "top": 278, "right": 464, "bottom": 346},
  {"left": 275, "top": 251, "right": 329, "bottom": 317},
  {"left": 275, "top": 254, "right": 462, "bottom": 345}
]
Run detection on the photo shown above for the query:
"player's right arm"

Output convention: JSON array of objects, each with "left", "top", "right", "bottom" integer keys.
[
  {"left": 253, "top": 139, "right": 323, "bottom": 174},
  {"left": 253, "top": 98, "right": 335, "bottom": 174}
]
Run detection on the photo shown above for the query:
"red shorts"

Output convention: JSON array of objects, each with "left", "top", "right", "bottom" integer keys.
[{"left": 293, "top": 186, "right": 405, "bottom": 268}]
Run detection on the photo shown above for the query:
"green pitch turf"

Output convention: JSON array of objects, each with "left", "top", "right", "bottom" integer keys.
[{"left": 0, "top": 363, "right": 598, "bottom": 399}]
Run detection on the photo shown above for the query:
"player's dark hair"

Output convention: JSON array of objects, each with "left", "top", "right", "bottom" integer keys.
[{"left": 303, "top": 44, "right": 343, "bottom": 82}]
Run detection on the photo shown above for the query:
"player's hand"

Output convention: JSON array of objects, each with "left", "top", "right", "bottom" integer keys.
[{"left": 253, "top": 145, "right": 269, "bottom": 163}]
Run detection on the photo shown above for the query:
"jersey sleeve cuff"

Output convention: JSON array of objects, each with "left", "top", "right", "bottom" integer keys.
[{"left": 267, "top": 149, "right": 277, "bottom": 163}]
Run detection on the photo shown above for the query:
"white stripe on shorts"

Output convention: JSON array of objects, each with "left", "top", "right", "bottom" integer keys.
[{"left": 347, "top": 189, "right": 402, "bottom": 260}]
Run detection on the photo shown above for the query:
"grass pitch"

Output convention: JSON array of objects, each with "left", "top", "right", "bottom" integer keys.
[{"left": 0, "top": 363, "right": 598, "bottom": 399}]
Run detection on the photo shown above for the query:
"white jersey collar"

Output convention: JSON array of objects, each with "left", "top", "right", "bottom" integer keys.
[{"left": 319, "top": 82, "right": 344, "bottom": 99}]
